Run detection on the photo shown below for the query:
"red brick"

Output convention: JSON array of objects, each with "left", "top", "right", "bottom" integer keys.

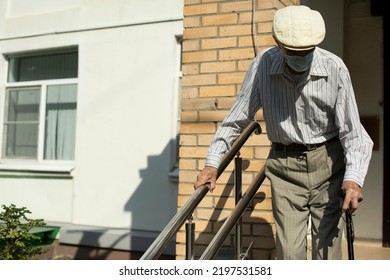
[
  {"left": 219, "top": 1, "right": 253, "bottom": 13},
  {"left": 218, "top": 72, "right": 246, "bottom": 84},
  {"left": 200, "top": 61, "right": 236, "bottom": 73},
  {"left": 181, "top": 97, "right": 217, "bottom": 110},
  {"left": 183, "top": 3, "right": 218, "bottom": 16},
  {"left": 200, "top": 85, "right": 235, "bottom": 97},
  {"left": 219, "top": 24, "right": 252, "bottom": 37},
  {"left": 202, "top": 13, "right": 238, "bottom": 26},
  {"left": 180, "top": 123, "right": 216, "bottom": 134},
  {"left": 182, "top": 73, "right": 217, "bottom": 86},
  {"left": 201, "top": 37, "right": 237, "bottom": 49},
  {"left": 182, "top": 50, "right": 217, "bottom": 63},
  {"left": 183, "top": 26, "right": 218, "bottom": 39}
]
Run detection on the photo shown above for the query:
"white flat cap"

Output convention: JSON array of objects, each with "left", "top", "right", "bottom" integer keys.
[{"left": 272, "top": 5, "right": 326, "bottom": 51}]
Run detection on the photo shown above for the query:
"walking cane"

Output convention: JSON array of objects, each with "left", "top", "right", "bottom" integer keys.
[
  {"left": 345, "top": 208, "right": 355, "bottom": 260},
  {"left": 340, "top": 189, "right": 361, "bottom": 260}
]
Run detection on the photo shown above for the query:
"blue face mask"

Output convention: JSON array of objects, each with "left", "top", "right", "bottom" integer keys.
[{"left": 285, "top": 51, "right": 314, "bottom": 72}]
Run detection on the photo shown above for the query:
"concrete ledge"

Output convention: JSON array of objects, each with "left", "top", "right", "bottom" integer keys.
[{"left": 47, "top": 222, "right": 176, "bottom": 258}]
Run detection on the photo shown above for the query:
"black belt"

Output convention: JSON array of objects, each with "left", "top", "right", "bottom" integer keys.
[{"left": 272, "top": 136, "right": 339, "bottom": 153}]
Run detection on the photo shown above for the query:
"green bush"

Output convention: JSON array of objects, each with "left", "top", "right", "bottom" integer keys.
[{"left": 0, "top": 204, "right": 47, "bottom": 260}]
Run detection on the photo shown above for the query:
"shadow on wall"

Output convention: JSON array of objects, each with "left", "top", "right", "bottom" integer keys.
[
  {"left": 193, "top": 159, "right": 275, "bottom": 260},
  {"left": 124, "top": 137, "right": 178, "bottom": 255},
  {"left": 60, "top": 139, "right": 178, "bottom": 260}
]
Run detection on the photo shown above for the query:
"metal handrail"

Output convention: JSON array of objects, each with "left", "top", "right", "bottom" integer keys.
[
  {"left": 199, "top": 165, "right": 266, "bottom": 260},
  {"left": 140, "top": 121, "right": 261, "bottom": 260}
]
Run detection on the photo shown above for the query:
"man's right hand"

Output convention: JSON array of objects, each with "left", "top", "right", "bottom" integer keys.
[{"left": 194, "top": 166, "right": 218, "bottom": 192}]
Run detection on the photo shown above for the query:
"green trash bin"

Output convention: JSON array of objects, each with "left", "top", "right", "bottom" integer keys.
[{"left": 28, "top": 226, "right": 61, "bottom": 247}]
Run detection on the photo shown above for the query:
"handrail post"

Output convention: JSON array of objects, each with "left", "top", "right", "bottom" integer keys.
[
  {"left": 234, "top": 152, "right": 243, "bottom": 260},
  {"left": 185, "top": 215, "right": 195, "bottom": 260},
  {"left": 199, "top": 166, "right": 266, "bottom": 260}
]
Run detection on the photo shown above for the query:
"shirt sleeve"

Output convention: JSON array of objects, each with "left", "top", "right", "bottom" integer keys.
[
  {"left": 335, "top": 66, "right": 374, "bottom": 187},
  {"left": 205, "top": 56, "right": 262, "bottom": 169}
]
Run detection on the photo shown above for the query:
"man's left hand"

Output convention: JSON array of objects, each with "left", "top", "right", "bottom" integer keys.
[{"left": 341, "top": 180, "right": 363, "bottom": 213}]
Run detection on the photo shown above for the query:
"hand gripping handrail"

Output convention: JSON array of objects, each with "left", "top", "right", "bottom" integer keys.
[{"left": 140, "top": 121, "right": 261, "bottom": 260}]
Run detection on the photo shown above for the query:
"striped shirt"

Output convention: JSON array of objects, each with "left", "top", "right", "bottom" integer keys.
[{"left": 206, "top": 46, "right": 373, "bottom": 187}]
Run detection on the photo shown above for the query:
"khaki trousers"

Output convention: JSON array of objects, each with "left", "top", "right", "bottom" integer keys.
[{"left": 265, "top": 140, "right": 345, "bottom": 260}]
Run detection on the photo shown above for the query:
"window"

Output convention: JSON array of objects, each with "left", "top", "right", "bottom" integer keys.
[{"left": 2, "top": 49, "right": 78, "bottom": 162}]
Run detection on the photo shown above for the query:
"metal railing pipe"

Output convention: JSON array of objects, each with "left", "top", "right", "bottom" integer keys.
[
  {"left": 199, "top": 165, "right": 266, "bottom": 260},
  {"left": 140, "top": 121, "right": 261, "bottom": 260},
  {"left": 217, "top": 121, "right": 261, "bottom": 175},
  {"left": 234, "top": 153, "right": 243, "bottom": 260},
  {"left": 140, "top": 185, "right": 208, "bottom": 260}
]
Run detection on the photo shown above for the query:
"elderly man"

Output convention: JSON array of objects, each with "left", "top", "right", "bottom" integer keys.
[{"left": 194, "top": 5, "right": 373, "bottom": 260}]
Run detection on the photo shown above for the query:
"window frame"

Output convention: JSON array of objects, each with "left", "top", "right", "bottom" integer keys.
[{"left": 0, "top": 50, "right": 78, "bottom": 174}]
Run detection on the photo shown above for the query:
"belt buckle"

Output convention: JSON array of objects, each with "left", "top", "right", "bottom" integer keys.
[{"left": 306, "top": 144, "right": 317, "bottom": 151}]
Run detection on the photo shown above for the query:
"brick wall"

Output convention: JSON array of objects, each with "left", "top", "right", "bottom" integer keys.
[{"left": 177, "top": 0, "right": 299, "bottom": 260}]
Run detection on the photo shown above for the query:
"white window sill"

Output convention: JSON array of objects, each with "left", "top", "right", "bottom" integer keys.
[{"left": 0, "top": 162, "right": 74, "bottom": 178}]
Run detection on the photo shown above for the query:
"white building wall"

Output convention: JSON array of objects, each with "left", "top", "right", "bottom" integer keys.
[{"left": 0, "top": 0, "right": 183, "bottom": 253}]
